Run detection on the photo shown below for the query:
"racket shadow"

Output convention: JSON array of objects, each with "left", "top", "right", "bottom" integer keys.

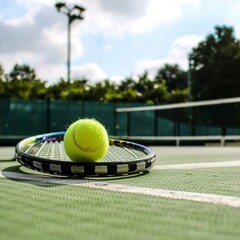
[
  {"left": 1, "top": 165, "right": 63, "bottom": 188},
  {"left": 1, "top": 164, "right": 150, "bottom": 188}
]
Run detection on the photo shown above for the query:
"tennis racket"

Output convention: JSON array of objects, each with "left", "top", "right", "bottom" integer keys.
[{"left": 16, "top": 132, "right": 156, "bottom": 177}]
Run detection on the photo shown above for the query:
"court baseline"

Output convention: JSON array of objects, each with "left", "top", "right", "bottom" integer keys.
[
  {"left": 153, "top": 160, "right": 240, "bottom": 170},
  {"left": 0, "top": 168, "right": 240, "bottom": 208}
]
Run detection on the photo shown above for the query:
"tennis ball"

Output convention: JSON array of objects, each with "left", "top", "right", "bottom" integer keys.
[{"left": 64, "top": 118, "right": 109, "bottom": 162}]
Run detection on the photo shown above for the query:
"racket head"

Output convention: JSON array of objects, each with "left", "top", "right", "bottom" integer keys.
[{"left": 16, "top": 132, "right": 156, "bottom": 177}]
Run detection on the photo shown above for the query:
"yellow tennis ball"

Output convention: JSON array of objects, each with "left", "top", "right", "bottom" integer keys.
[{"left": 64, "top": 119, "right": 109, "bottom": 162}]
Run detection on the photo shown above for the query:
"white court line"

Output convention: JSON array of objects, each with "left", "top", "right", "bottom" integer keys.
[
  {"left": 0, "top": 170, "right": 240, "bottom": 208},
  {"left": 153, "top": 160, "right": 240, "bottom": 170}
]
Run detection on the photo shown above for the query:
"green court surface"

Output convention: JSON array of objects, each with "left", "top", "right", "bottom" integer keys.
[{"left": 0, "top": 146, "right": 240, "bottom": 240}]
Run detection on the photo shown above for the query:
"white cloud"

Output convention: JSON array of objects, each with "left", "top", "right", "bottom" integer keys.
[
  {"left": 41, "top": 23, "right": 84, "bottom": 62},
  {"left": 82, "top": 0, "right": 200, "bottom": 36},
  {"left": 169, "top": 35, "right": 203, "bottom": 68},
  {"left": 4, "top": 13, "right": 34, "bottom": 26},
  {"left": 37, "top": 64, "right": 65, "bottom": 84},
  {"left": 29, "top": 62, "right": 108, "bottom": 85},
  {"left": 0, "top": 52, "right": 36, "bottom": 72},
  {"left": 130, "top": 0, "right": 200, "bottom": 33},
  {"left": 3, "top": 0, "right": 236, "bottom": 85},
  {"left": 134, "top": 58, "right": 173, "bottom": 79},
  {"left": 109, "top": 75, "right": 125, "bottom": 84},
  {"left": 0, "top": 1, "right": 85, "bottom": 83},
  {"left": 236, "top": 26, "right": 240, "bottom": 38},
  {"left": 71, "top": 63, "right": 108, "bottom": 83},
  {"left": 98, "top": 0, "right": 148, "bottom": 19},
  {"left": 134, "top": 34, "right": 203, "bottom": 78}
]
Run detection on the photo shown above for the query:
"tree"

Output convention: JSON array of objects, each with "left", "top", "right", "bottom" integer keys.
[
  {"left": 0, "top": 62, "right": 188, "bottom": 103},
  {"left": 47, "top": 78, "right": 69, "bottom": 99},
  {"left": 86, "top": 80, "right": 116, "bottom": 101},
  {"left": 146, "top": 81, "right": 170, "bottom": 104},
  {"left": 189, "top": 25, "right": 240, "bottom": 101},
  {"left": 68, "top": 78, "right": 89, "bottom": 100},
  {"left": 7, "top": 64, "right": 38, "bottom": 82},
  {"left": 0, "top": 64, "right": 4, "bottom": 79},
  {"left": 155, "top": 64, "right": 188, "bottom": 92},
  {"left": 5, "top": 63, "right": 47, "bottom": 99},
  {"left": 0, "top": 64, "right": 6, "bottom": 97},
  {"left": 167, "top": 89, "right": 189, "bottom": 103},
  {"left": 134, "top": 72, "right": 154, "bottom": 102},
  {"left": 154, "top": 64, "right": 188, "bottom": 103}
]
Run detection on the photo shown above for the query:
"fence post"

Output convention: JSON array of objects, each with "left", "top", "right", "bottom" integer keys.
[
  {"left": 46, "top": 98, "right": 50, "bottom": 133},
  {"left": 127, "top": 112, "right": 131, "bottom": 136},
  {"left": 114, "top": 107, "right": 118, "bottom": 136},
  {"left": 191, "top": 107, "right": 196, "bottom": 136},
  {"left": 154, "top": 110, "right": 158, "bottom": 136},
  {"left": 221, "top": 103, "right": 226, "bottom": 136}
]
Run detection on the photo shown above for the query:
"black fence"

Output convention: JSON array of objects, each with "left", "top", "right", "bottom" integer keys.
[
  {"left": 1, "top": 98, "right": 240, "bottom": 145},
  {"left": 0, "top": 99, "right": 150, "bottom": 144}
]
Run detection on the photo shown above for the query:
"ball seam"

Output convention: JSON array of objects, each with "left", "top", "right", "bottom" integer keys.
[{"left": 72, "top": 124, "right": 106, "bottom": 153}]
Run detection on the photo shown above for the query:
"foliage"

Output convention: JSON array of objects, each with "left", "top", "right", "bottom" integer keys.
[
  {"left": 155, "top": 64, "right": 188, "bottom": 91},
  {"left": 0, "top": 62, "right": 189, "bottom": 104},
  {"left": 189, "top": 25, "right": 240, "bottom": 101},
  {"left": 3, "top": 25, "right": 240, "bottom": 103},
  {"left": 0, "top": 64, "right": 6, "bottom": 97},
  {"left": 3, "top": 64, "right": 48, "bottom": 99},
  {"left": 168, "top": 89, "right": 189, "bottom": 103}
]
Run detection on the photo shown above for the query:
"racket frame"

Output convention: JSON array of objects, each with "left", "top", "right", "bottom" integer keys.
[{"left": 16, "top": 132, "right": 156, "bottom": 177}]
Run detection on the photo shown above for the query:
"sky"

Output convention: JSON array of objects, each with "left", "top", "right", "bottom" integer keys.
[{"left": 0, "top": 0, "right": 240, "bottom": 85}]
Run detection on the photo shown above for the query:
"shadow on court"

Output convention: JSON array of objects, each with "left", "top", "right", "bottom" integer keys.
[
  {"left": 1, "top": 164, "right": 149, "bottom": 188},
  {"left": 1, "top": 165, "right": 63, "bottom": 188}
]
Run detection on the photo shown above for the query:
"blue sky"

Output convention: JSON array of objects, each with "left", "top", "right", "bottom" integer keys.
[{"left": 0, "top": 0, "right": 240, "bottom": 85}]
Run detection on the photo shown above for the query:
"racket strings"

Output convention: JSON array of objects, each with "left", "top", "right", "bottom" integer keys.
[
  {"left": 16, "top": 133, "right": 156, "bottom": 176},
  {"left": 26, "top": 142, "right": 44, "bottom": 155},
  {"left": 38, "top": 141, "right": 70, "bottom": 161},
  {"left": 27, "top": 140, "right": 147, "bottom": 163},
  {"left": 103, "top": 144, "right": 147, "bottom": 162},
  {"left": 59, "top": 141, "right": 70, "bottom": 161}
]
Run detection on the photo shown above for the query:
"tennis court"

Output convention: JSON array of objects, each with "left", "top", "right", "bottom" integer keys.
[{"left": 0, "top": 144, "right": 240, "bottom": 240}]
